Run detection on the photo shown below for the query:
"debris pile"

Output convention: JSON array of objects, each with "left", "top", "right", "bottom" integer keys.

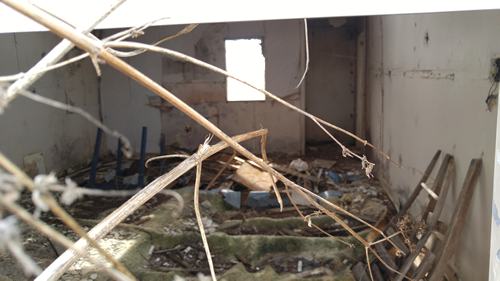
[
  {"left": 351, "top": 151, "right": 482, "bottom": 281},
  {"left": 195, "top": 153, "right": 394, "bottom": 228}
]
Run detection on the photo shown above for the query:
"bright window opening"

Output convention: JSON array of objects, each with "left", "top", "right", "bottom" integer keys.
[{"left": 225, "top": 39, "right": 266, "bottom": 101}]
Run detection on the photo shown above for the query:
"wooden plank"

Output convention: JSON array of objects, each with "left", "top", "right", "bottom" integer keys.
[
  {"left": 427, "top": 158, "right": 455, "bottom": 227},
  {"left": 386, "top": 226, "right": 410, "bottom": 256},
  {"left": 413, "top": 251, "right": 436, "bottom": 280},
  {"left": 376, "top": 151, "right": 441, "bottom": 248},
  {"left": 399, "top": 150, "right": 441, "bottom": 215},
  {"left": 428, "top": 159, "right": 482, "bottom": 281},
  {"left": 394, "top": 157, "right": 454, "bottom": 281},
  {"left": 422, "top": 154, "right": 453, "bottom": 221}
]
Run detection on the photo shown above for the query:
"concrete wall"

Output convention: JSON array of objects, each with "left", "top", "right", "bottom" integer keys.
[
  {"left": 366, "top": 11, "right": 500, "bottom": 281},
  {"left": 306, "top": 19, "right": 357, "bottom": 144},
  {"left": 101, "top": 20, "right": 306, "bottom": 154},
  {"left": 0, "top": 32, "right": 100, "bottom": 173}
]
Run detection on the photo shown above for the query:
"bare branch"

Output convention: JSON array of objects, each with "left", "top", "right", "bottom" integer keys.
[
  {"left": 0, "top": 198, "right": 132, "bottom": 281},
  {"left": 193, "top": 142, "right": 217, "bottom": 281},
  {"left": 0, "top": 152, "right": 137, "bottom": 280},
  {"left": 0, "top": 0, "right": 126, "bottom": 107},
  {"left": 295, "top": 18, "right": 309, "bottom": 88}
]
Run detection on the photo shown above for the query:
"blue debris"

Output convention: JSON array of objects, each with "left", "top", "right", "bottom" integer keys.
[{"left": 326, "top": 171, "right": 342, "bottom": 183}]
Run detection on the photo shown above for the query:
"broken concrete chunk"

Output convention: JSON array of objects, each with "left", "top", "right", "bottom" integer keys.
[
  {"left": 288, "top": 189, "right": 313, "bottom": 206},
  {"left": 289, "top": 158, "right": 309, "bottom": 172},
  {"left": 233, "top": 162, "right": 276, "bottom": 191}
]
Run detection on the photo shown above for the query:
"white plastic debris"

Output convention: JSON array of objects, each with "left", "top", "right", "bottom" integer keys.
[{"left": 289, "top": 158, "right": 309, "bottom": 172}]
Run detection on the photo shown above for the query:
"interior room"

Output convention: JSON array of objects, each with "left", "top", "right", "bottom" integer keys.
[{"left": 0, "top": 2, "right": 499, "bottom": 281}]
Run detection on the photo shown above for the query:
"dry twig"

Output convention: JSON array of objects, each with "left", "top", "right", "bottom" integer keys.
[
  {"left": 0, "top": 198, "right": 132, "bottom": 281},
  {"left": 0, "top": 152, "right": 136, "bottom": 280},
  {"left": 193, "top": 139, "right": 217, "bottom": 281},
  {"left": 0, "top": 0, "right": 126, "bottom": 109}
]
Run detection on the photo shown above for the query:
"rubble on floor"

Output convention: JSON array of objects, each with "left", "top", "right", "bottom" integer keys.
[{"left": 0, "top": 146, "right": 398, "bottom": 280}]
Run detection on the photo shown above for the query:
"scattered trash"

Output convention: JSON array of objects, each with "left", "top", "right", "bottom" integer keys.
[
  {"left": 27, "top": 144, "right": 394, "bottom": 280},
  {"left": 319, "top": 190, "right": 343, "bottom": 200},
  {"left": 246, "top": 191, "right": 287, "bottom": 209},
  {"left": 326, "top": 170, "right": 364, "bottom": 183},
  {"left": 233, "top": 162, "right": 276, "bottom": 191},
  {"left": 220, "top": 189, "right": 241, "bottom": 209},
  {"left": 326, "top": 171, "right": 342, "bottom": 183}
]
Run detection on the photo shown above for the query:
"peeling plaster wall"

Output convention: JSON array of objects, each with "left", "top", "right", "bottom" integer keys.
[
  {"left": 366, "top": 11, "right": 499, "bottom": 281},
  {"left": 0, "top": 32, "right": 100, "bottom": 172},
  {"left": 101, "top": 20, "right": 305, "bottom": 154}
]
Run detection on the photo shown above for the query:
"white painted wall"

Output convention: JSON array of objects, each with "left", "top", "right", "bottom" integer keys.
[
  {"left": 99, "top": 26, "right": 163, "bottom": 155},
  {"left": 101, "top": 20, "right": 306, "bottom": 154},
  {"left": 490, "top": 86, "right": 500, "bottom": 281},
  {"left": 366, "top": 11, "right": 499, "bottom": 281},
  {"left": 0, "top": 32, "right": 100, "bottom": 172}
]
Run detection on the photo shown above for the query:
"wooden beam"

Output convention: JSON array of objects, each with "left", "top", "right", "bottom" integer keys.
[
  {"left": 394, "top": 156, "right": 454, "bottom": 281},
  {"left": 422, "top": 154, "right": 452, "bottom": 221},
  {"left": 399, "top": 150, "right": 441, "bottom": 215},
  {"left": 429, "top": 159, "right": 482, "bottom": 281}
]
